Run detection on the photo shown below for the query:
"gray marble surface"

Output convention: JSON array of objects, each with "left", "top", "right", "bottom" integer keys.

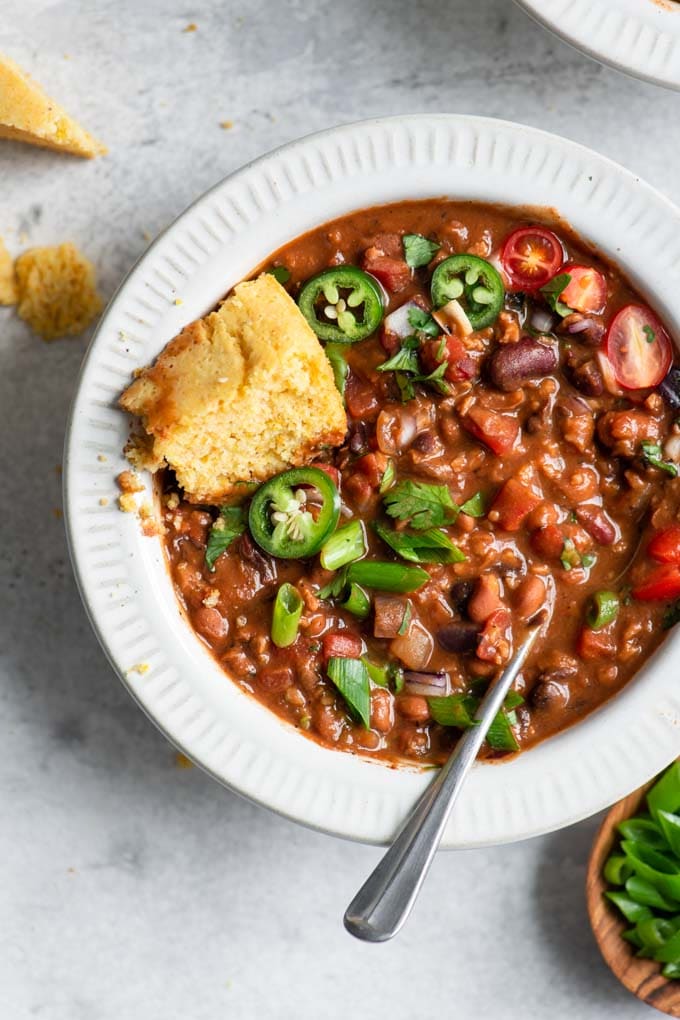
[{"left": 2, "top": 1, "right": 678, "bottom": 1016}]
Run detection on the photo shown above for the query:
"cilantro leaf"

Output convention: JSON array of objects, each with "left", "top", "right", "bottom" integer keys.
[
  {"left": 317, "top": 567, "right": 349, "bottom": 601},
  {"left": 383, "top": 480, "right": 458, "bottom": 530},
  {"left": 376, "top": 343, "right": 420, "bottom": 374},
  {"left": 414, "top": 359, "right": 450, "bottom": 396},
  {"left": 403, "top": 233, "right": 440, "bottom": 269},
  {"left": 267, "top": 265, "right": 291, "bottom": 284},
  {"left": 395, "top": 372, "right": 415, "bottom": 402},
  {"left": 459, "top": 491, "right": 486, "bottom": 517},
  {"left": 205, "top": 506, "right": 246, "bottom": 570},
  {"left": 379, "top": 459, "right": 396, "bottom": 494},
  {"left": 407, "top": 307, "right": 440, "bottom": 337},
  {"left": 540, "top": 273, "right": 572, "bottom": 318},
  {"left": 642, "top": 441, "right": 679, "bottom": 477},
  {"left": 374, "top": 521, "right": 466, "bottom": 564}
]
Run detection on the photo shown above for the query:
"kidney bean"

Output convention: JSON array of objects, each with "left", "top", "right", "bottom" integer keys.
[
  {"left": 514, "top": 575, "right": 546, "bottom": 621},
  {"left": 488, "top": 338, "right": 558, "bottom": 392},
  {"left": 193, "top": 606, "right": 229, "bottom": 643},
  {"left": 468, "top": 574, "right": 503, "bottom": 624},
  {"left": 569, "top": 358, "right": 604, "bottom": 396},
  {"left": 575, "top": 505, "right": 617, "bottom": 545}
]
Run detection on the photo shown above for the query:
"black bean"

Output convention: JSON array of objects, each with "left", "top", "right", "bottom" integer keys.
[
  {"left": 437, "top": 620, "right": 480, "bottom": 653},
  {"left": 488, "top": 338, "right": 558, "bottom": 392},
  {"left": 450, "top": 580, "right": 474, "bottom": 613}
]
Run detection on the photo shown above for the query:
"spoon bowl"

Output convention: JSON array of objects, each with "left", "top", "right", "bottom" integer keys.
[{"left": 587, "top": 766, "right": 680, "bottom": 1017}]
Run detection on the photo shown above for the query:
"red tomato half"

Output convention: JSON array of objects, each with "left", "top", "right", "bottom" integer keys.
[
  {"left": 648, "top": 527, "right": 680, "bottom": 565},
  {"left": 606, "top": 305, "right": 673, "bottom": 390},
  {"left": 501, "top": 226, "right": 564, "bottom": 290},
  {"left": 560, "top": 265, "right": 607, "bottom": 314},
  {"left": 632, "top": 564, "right": 680, "bottom": 602}
]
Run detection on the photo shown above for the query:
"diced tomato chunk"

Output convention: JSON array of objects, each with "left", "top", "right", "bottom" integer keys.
[
  {"left": 345, "top": 375, "right": 380, "bottom": 420},
  {"left": 577, "top": 624, "right": 616, "bottom": 660},
  {"left": 322, "top": 629, "right": 363, "bottom": 664},
  {"left": 352, "top": 451, "right": 389, "bottom": 489},
  {"left": 560, "top": 265, "right": 607, "bottom": 315},
  {"left": 490, "top": 479, "right": 541, "bottom": 532},
  {"left": 464, "top": 406, "right": 519, "bottom": 455},
  {"left": 361, "top": 249, "right": 411, "bottom": 293},
  {"left": 530, "top": 524, "right": 564, "bottom": 560},
  {"left": 632, "top": 564, "right": 680, "bottom": 602},
  {"left": 476, "top": 608, "right": 512, "bottom": 665},
  {"left": 421, "top": 337, "right": 478, "bottom": 382},
  {"left": 648, "top": 527, "right": 680, "bottom": 565}
]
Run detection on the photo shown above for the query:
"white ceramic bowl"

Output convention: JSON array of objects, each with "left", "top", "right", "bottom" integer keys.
[
  {"left": 515, "top": 0, "right": 680, "bottom": 91},
  {"left": 65, "top": 115, "right": 680, "bottom": 848}
]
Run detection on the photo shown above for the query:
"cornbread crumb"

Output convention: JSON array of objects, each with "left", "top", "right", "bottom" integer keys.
[
  {"left": 183, "top": 23, "right": 198, "bottom": 32},
  {"left": 118, "top": 493, "right": 137, "bottom": 513},
  {"left": 97, "top": 453, "right": 107, "bottom": 462},
  {"left": 138, "top": 502, "right": 153, "bottom": 519},
  {"left": 119, "top": 274, "right": 347, "bottom": 504},
  {"left": 98, "top": 497, "right": 109, "bottom": 506},
  {"left": 128, "top": 662, "right": 150, "bottom": 675},
  {"left": 0, "top": 53, "right": 106, "bottom": 158},
  {"left": 15, "top": 242, "right": 103, "bottom": 340},
  {"left": 174, "top": 297, "right": 183, "bottom": 306},
  {"left": 174, "top": 751, "right": 193, "bottom": 768},
  {"left": 0, "top": 237, "right": 17, "bottom": 305},
  {"left": 117, "top": 469, "right": 144, "bottom": 494},
  {"left": 219, "top": 120, "right": 234, "bottom": 130},
  {"left": 52, "top": 507, "right": 62, "bottom": 519},
  {"left": 164, "top": 491, "right": 180, "bottom": 509},
  {"left": 203, "top": 588, "right": 220, "bottom": 608}
]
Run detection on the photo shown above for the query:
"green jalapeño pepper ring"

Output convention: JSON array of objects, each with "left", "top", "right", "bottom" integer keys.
[
  {"left": 297, "top": 266, "right": 384, "bottom": 343},
  {"left": 430, "top": 254, "right": 505, "bottom": 330},
  {"left": 248, "top": 467, "right": 341, "bottom": 558}
]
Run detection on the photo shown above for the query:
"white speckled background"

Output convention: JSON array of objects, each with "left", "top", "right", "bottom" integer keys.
[{"left": 2, "top": 1, "right": 677, "bottom": 1016}]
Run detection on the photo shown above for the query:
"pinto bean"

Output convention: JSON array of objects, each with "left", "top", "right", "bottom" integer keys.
[
  {"left": 370, "top": 687, "right": 393, "bottom": 733},
  {"left": 514, "top": 575, "right": 546, "bottom": 621},
  {"left": 468, "top": 574, "right": 503, "bottom": 624},
  {"left": 488, "top": 338, "right": 558, "bottom": 392},
  {"left": 193, "top": 606, "right": 229, "bottom": 643},
  {"left": 396, "top": 695, "right": 431, "bottom": 723}
]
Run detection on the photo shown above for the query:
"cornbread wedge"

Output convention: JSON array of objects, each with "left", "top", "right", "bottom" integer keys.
[
  {"left": 120, "top": 275, "right": 347, "bottom": 504},
  {"left": 0, "top": 54, "right": 106, "bottom": 158}
]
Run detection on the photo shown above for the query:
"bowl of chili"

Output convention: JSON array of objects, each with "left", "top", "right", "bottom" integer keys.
[{"left": 65, "top": 115, "right": 680, "bottom": 847}]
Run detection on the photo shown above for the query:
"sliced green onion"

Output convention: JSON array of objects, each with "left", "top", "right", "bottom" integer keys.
[
  {"left": 658, "top": 810, "right": 680, "bottom": 859},
  {"left": 605, "top": 892, "right": 653, "bottom": 924},
  {"left": 626, "top": 876, "right": 680, "bottom": 912},
  {"left": 379, "top": 459, "right": 396, "bottom": 494},
  {"left": 604, "top": 855, "right": 634, "bottom": 886},
  {"left": 271, "top": 582, "right": 303, "bottom": 648},
  {"left": 340, "top": 582, "right": 371, "bottom": 619},
  {"left": 618, "top": 817, "right": 668, "bottom": 851},
  {"left": 655, "top": 928, "right": 680, "bottom": 963},
  {"left": 346, "top": 560, "right": 429, "bottom": 593},
  {"left": 636, "top": 917, "right": 675, "bottom": 949},
  {"left": 587, "top": 590, "right": 620, "bottom": 629},
  {"left": 362, "top": 657, "right": 389, "bottom": 687},
  {"left": 621, "top": 840, "right": 680, "bottom": 901},
  {"left": 429, "top": 693, "right": 478, "bottom": 729},
  {"left": 327, "top": 657, "right": 371, "bottom": 728},
  {"left": 459, "top": 491, "right": 486, "bottom": 518},
  {"left": 320, "top": 520, "right": 366, "bottom": 571},
  {"left": 397, "top": 600, "right": 412, "bottom": 636},
  {"left": 485, "top": 710, "right": 520, "bottom": 752},
  {"left": 622, "top": 928, "right": 644, "bottom": 949},
  {"left": 663, "top": 961, "right": 680, "bottom": 979},
  {"left": 648, "top": 762, "right": 680, "bottom": 822}
]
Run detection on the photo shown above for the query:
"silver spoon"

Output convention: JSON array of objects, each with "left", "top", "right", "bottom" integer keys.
[{"left": 344, "top": 614, "right": 545, "bottom": 943}]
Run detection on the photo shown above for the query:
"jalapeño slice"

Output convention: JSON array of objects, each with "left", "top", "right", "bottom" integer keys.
[
  {"left": 430, "top": 254, "right": 504, "bottom": 329},
  {"left": 298, "top": 266, "right": 384, "bottom": 343},
  {"left": 248, "top": 467, "right": 341, "bottom": 559}
]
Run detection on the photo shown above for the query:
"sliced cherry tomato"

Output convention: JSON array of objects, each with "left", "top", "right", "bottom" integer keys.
[
  {"left": 490, "top": 479, "right": 541, "bottom": 532},
  {"left": 606, "top": 304, "right": 673, "bottom": 390},
  {"left": 463, "top": 406, "right": 519, "bottom": 455},
  {"left": 648, "top": 527, "right": 680, "bottom": 565},
  {"left": 560, "top": 265, "right": 607, "bottom": 314},
  {"left": 632, "top": 564, "right": 680, "bottom": 602},
  {"left": 501, "top": 226, "right": 564, "bottom": 291}
]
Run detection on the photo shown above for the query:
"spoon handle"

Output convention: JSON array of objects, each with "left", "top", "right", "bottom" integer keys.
[{"left": 343, "top": 619, "right": 543, "bottom": 943}]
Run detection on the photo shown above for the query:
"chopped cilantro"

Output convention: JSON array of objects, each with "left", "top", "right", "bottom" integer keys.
[
  {"left": 459, "top": 491, "right": 486, "bottom": 518},
  {"left": 379, "top": 459, "right": 396, "bottom": 494},
  {"left": 376, "top": 343, "right": 421, "bottom": 374},
  {"left": 403, "top": 233, "right": 440, "bottom": 269},
  {"left": 540, "top": 273, "right": 572, "bottom": 318},
  {"left": 374, "top": 521, "right": 466, "bottom": 565},
  {"left": 643, "top": 324, "right": 656, "bottom": 344},
  {"left": 383, "top": 480, "right": 458, "bottom": 530},
  {"left": 397, "top": 601, "right": 412, "bottom": 636},
  {"left": 267, "top": 266, "right": 291, "bottom": 284},
  {"left": 641, "top": 441, "right": 679, "bottom": 477},
  {"left": 205, "top": 506, "right": 246, "bottom": 570},
  {"left": 407, "top": 306, "right": 439, "bottom": 337}
]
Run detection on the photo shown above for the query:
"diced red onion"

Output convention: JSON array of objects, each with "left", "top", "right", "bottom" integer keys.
[
  {"left": 402, "top": 670, "right": 450, "bottom": 698},
  {"left": 529, "top": 307, "right": 555, "bottom": 334},
  {"left": 383, "top": 300, "right": 423, "bottom": 340},
  {"left": 664, "top": 434, "right": 680, "bottom": 463},
  {"left": 564, "top": 315, "right": 596, "bottom": 335}
]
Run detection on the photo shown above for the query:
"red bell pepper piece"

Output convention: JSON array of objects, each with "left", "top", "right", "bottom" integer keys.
[
  {"left": 632, "top": 564, "right": 680, "bottom": 602},
  {"left": 322, "top": 629, "right": 363, "bottom": 664},
  {"left": 648, "top": 527, "right": 680, "bottom": 565},
  {"left": 490, "top": 479, "right": 541, "bottom": 532}
]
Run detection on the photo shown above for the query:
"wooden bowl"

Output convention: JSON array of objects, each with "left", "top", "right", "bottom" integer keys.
[{"left": 587, "top": 772, "right": 680, "bottom": 1017}]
